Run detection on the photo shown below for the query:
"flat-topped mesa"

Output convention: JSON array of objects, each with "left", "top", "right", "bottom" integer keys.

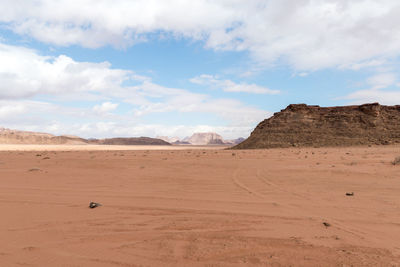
[{"left": 234, "top": 103, "right": 400, "bottom": 149}]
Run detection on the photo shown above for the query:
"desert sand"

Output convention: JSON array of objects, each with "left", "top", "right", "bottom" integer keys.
[
  {"left": 0, "top": 144, "right": 228, "bottom": 151},
  {"left": 1, "top": 145, "right": 400, "bottom": 266}
]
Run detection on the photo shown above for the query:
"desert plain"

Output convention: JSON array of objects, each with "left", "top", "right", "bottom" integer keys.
[{"left": 0, "top": 145, "right": 400, "bottom": 266}]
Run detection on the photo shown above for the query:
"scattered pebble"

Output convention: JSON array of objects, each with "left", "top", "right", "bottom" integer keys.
[
  {"left": 89, "top": 202, "right": 102, "bottom": 209},
  {"left": 323, "top": 222, "right": 331, "bottom": 228}
]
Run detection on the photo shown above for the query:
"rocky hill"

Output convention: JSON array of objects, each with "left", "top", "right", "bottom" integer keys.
[
  {"left": 0, "top": 128, "right": 87, "bottom": 145},
  {"left": 0, "top": 128, "right": 171, "bottom": 146},
  {"left": 156, "top": 136, "right": 180, "bottom": 143},
  {"left": 234, "top": 103, "right": 400, "bottom": 149},
  {"left": 89, "top": 137, "right": 171, "bottom": 146},
  {"left": 226, "top": 137, "right": 245, "bottom": 145}
]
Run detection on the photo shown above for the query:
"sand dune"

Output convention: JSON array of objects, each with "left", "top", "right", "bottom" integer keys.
[{"left": 1, "top": 146, "right": 400, "bottom": 266}]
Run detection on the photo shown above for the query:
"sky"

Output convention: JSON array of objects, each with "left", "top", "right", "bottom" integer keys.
[{"left": 0, "top": 0, "right": 400, "bottom": 139}]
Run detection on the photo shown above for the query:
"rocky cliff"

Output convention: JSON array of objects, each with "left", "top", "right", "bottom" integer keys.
[{"left": 234, "top": 103, "right": 400, "bottom": 149}]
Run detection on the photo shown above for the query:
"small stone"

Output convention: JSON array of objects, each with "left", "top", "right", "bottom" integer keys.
[
  {"left": 89, "top": 202, "right": 102, "bottom": 209},
  {"left": 323, "top": 222, "right": 331, "bottom": 228}
]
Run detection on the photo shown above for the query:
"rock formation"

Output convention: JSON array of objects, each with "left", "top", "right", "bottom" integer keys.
[
  {"left": 157, "top": 136, "right": 180, "bottom": 143},
  {"left": 0, "top": 128, "right": 170, "bottom": 146},
  {"left": 171, "top": 140, "right": 191, "bottom": 145},
  {"left": 89, "top": 137, "right": 171, "bottom": 146},
  {"left": 0, "top": 128, "right": 87, "bottom": 145},
  {"left": 158, "top": 133, "right": 244, "bottom": 145},
  {"left": 234, "top": 103, "right": 400, "bottom": 149},
  {"left": 184, "top": 132, "right": 225, "bottom": 145},
  {"left": 225, "top": 137, "right": 245, "bottom": 145}
]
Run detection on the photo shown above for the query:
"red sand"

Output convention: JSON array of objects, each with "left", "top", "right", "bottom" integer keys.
[{"left": 1, "top": 146, "right": 400, "bottom": 266}]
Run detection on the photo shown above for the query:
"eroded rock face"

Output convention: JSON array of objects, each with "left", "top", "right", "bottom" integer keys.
[{"left": 234, "top": 103, "right": 400, "bottom": 149}]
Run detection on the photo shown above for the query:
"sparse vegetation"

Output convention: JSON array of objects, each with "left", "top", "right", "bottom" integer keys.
[{"left": 392, "top": 156, "right": 400, "bottom": 165}]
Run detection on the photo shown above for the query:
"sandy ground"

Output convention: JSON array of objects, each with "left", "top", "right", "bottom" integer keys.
[
  {"left": 0, "top": 145, "right": 400, "bottom": 266},
  {"left": 0, "top": 144, "right": 229, "bottom": 151}
]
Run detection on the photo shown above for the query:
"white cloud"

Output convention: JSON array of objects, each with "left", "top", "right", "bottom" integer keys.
[
  {"left": 0, "top": 100, "right": 69, "bottom": 125},
  {"left": 2, "top": 0, "right": 400, "bottom": 70},
  {"left": 294, "top": 72, "right": 309, "bottom": 77},
  {"left": 93, "top": 102, "right": 119, "bottom": 114},
  {"left": 0, "top": 42, "right": 133, "bottom": 99},
  {"left": 366, "top": 73, "right": 397, "bottom": 90},
  {"left": 0, "top": 42, "right": 271, "bottom": 138},
  {"left": 130, "top": 81, "right": 270, "bottom": 125},
  {"left": 0, "top": 101, "right": 26, "bottom": 119},
  {"left": 340, "top": 59, "right": 388, "bottom": 71},
  {"left": 345, "top": 89, "right": 400, "bottom": 105},
  {"left": 343, "top": 72, "right": 400, "bottom": 105},
  {"left": 0, "top": 99, "right": 260, "bottom": 139},
  {"left": 190, "top": 74, "right": 279, "bottom": 94}
]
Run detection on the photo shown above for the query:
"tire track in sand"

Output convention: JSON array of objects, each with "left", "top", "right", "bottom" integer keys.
[
  {"left": 231, "top": 169, "right": 265, "bottom": 199},
  {"left": 255, "top": 170, "right": 369, "bottom": 241},
  {"left": 256, "top": 168, "right": 312, "bottom": 200}
]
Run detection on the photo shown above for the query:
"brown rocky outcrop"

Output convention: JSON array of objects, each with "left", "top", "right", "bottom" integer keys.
[{"left": 234, "top": 103, "right": 400, "bottom": 149}]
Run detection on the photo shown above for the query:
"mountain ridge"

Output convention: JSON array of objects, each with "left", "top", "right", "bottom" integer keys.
[
  {"left": 0, "top": 127, "right": 170, "bottom": 146},
  {"left": 158, "top": 133, "right": 244, "bottom": 145}
]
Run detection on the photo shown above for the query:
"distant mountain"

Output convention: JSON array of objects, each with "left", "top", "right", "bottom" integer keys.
[
  {"left": 89, "top": 137, "right": 171, "bottom": 146},
  {"left": 157, "top": 136, "right": 180, "bottom": 143},
  {"left": 158, "top": 132, "right": 245, "bottom": 145},
  {"left": 171, "top": 140, "right": 191, "bottom": 145},
  {"left": 225, "top": 137, "right": 245, "bottom": 145},
  {"left": 184, "top": 132, "right": 225, "bottom": 145},
  {"left": 0, "top": 127, "right": 171, "bottom": 146},
  {"left": 0, "top": 127, "right": 87, "bottom": 145}
]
